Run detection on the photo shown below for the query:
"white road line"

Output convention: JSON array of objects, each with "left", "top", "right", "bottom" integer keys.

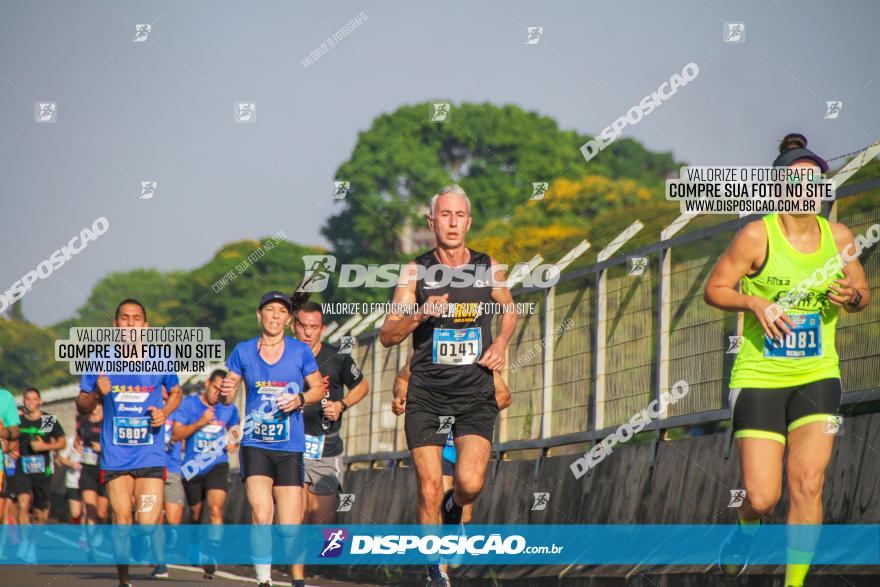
[{"left": 45, "top": 529, "right": 323, "bottom": 585}]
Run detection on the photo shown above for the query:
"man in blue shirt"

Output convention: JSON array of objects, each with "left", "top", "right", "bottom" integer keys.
[
  {"left": 75, "top": 299, "right": 183, "bottom": 587},
  {"left": 176, "top": 369, "right": 239, "bottom": 578}
]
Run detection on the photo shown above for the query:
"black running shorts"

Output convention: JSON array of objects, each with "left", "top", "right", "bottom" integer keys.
[
  {"left": 404, "top": 383, "right": 498, "bottom": 449},
  {"left": 184, "top": 462, "right": 230, "bottom": 506},
  {"left": 79, "top": 464, "right": 107, "bottom": 497},
  {"left": 240, "top": 446, "right": 304, "bottom": 487},
  {"left": 730, "top": 378, "right": 842, "bottom": 445},
  {"left": 101, "top": 466, "right": 167, "bottom": 484},
  {"left": 15, "top": 473, "right": 52, "bottom": 510}
]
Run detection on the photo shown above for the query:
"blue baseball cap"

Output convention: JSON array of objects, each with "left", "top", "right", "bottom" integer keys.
[{"left": 258, "top": 291, "right": 292, "bottom": 312}]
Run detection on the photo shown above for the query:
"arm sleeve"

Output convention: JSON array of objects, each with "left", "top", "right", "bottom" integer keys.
[{"left": 341, "top": 356, "right": 365, "bottom": 388}]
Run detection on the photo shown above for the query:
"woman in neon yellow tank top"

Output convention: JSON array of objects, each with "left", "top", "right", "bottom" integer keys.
[{"left": 705, "top": 134, "right": 871, "bottom": 586}]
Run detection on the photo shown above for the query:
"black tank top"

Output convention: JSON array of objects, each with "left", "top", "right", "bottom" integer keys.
[{"left": 409, "top": 247, "right": 495, "bottom": 396}]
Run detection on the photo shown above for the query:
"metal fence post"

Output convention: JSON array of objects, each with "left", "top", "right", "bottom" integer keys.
[
  {"left": 542, "top": 285, "right": 555, "bottom": 439},
  {"left": 593, "top": 269, "right": 607, "bottom": 431},
  {"left": 657, "top": 247, "right": 672, "bottom": 417},
  {"left": 369, "top": 335, "right": 378, "bottom": 456}
]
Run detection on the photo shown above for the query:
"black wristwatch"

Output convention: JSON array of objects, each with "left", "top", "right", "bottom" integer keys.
[
  {"left": 340, "top": 400, "right": 349, "bottom": 413},
  {"left": 297, "top": 391, "right": 306, "bottom": 409},
  {"left": 847, "top": 290, "right": 863, "bottom": 308}
]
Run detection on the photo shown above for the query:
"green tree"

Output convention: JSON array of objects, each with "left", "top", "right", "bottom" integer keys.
[
  {"left": 321, "top": 102, "right": 678, "bottom": 268},
  {"left": 181, "top": 238, "right": 326, "bottom": 346},
  {"left": 0, "top": 318, "right": 70, "bottom": 392}
]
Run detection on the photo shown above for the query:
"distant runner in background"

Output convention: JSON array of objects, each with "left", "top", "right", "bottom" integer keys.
[
  {"left": 15, "top": 387, "right": 66, "bottom": 562},
  {"left": 0, "top": 387, "right": 21, "bottom": 532},
  {"left": 290, "top": 301, "right": 370, "bottom": 587},
  {"left": 76, "top": 404, "right": 109, "bottom": 556},
  {"left": 151, "top": 387, "right": 188, "bottom": 579},
  {"left": 56, "top": 434, "right": 83, "bottom": 524},
  {"left": 177, "top": 369, "right": 239, "bottom": 579}
]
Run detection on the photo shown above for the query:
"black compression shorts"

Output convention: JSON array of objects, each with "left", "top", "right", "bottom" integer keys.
[
  {"left": 240, "top": 447, "right": 303, "bottom": 487},
  {"left": 730, "top": 378, "right": 842, "bottom": 445}
]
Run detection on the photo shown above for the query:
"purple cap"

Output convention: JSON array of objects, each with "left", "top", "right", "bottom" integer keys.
[{"left": 258, "top": 291, "right": 292, "bottom": 312}]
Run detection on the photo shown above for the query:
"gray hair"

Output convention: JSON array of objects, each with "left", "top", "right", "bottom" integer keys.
[{"left": 429, "top": 184, "right": 471, "bottom": 217}]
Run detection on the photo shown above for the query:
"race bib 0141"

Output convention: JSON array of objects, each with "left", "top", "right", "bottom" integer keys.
[{"left": 432, "top": 327, "right": 482, "bottom": 366}]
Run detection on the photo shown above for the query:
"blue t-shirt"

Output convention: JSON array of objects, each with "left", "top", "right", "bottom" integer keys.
[
  {"left": 164, "top": 406, "right": 185, "bottom": 475},
  {"left": 80, "top": 371, "right": 180, "bottom": 471},
  {"left": 226, "top": 336, "right": 318, "bottom": 453},
  {"left": 179, "top": 394, "right": 240, "bottom": 472}
]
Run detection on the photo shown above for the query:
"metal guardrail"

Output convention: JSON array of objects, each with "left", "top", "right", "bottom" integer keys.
[
  {"left": 341, "top": 177, "right": 880, "bottom": 464},
  {"left": 31, "top": 178, "right": 880, "bottom": 466}
]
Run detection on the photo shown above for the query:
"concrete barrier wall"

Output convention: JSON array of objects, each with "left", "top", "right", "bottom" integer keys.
[
  {"left": 41, "top": 411, "right": 880, "bottom": 584},
  {"left": 314, "top": 412, "right": 880, "bottom": 585}
]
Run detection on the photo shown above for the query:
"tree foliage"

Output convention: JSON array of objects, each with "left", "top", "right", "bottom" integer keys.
[{"left": 321, "top": 102, "right": 678, "bottom": 267}]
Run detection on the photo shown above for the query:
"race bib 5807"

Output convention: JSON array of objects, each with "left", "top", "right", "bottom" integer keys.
[{"left": 112, "top": 416, "right": 153, "bottom": 446}]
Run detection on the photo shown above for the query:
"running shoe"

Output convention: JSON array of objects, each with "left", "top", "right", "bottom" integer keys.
[
  {"left": 424, "top": 571, "right": 450, "bottom": 587},
  {"left": 88, "top": 524, "right": 104, "bottom": 549},
  {"left": 203, "top": 562, "right": 216, "bottom": 578},
  {"left": 132, "top": 533, "right": 151, "bottom": 563},
  {"left": 717, "top": 521, "right": 760, "bottom": 577},
  {"left": 150, "top": 564, "right": 169, "bottom": 578},
  {"left": 440, "top": 489, "right": 463, "bottom": 526},
  {"left": 16, "top": 540, "right": 36, "bottom": 564},
  {"left": 426, "top": 563, "right": 449, "bottom": 586}
]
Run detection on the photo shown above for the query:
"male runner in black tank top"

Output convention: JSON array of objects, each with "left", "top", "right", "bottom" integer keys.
[{"left": 380, "top": 185, "right": 517, "bottom": 587}]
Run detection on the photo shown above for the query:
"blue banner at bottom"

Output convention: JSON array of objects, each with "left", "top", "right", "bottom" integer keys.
[{"left": 1, "top": 524, "right": 879, "bottom": 565}]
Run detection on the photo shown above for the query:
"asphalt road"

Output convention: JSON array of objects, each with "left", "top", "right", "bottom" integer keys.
[{"left": 0, "top": 565, "right": 385, "bottom": 587}]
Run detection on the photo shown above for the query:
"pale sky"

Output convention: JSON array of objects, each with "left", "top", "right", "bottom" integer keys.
[{"left": 1, "top": 0, "right": 878, "bottom": 326}]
